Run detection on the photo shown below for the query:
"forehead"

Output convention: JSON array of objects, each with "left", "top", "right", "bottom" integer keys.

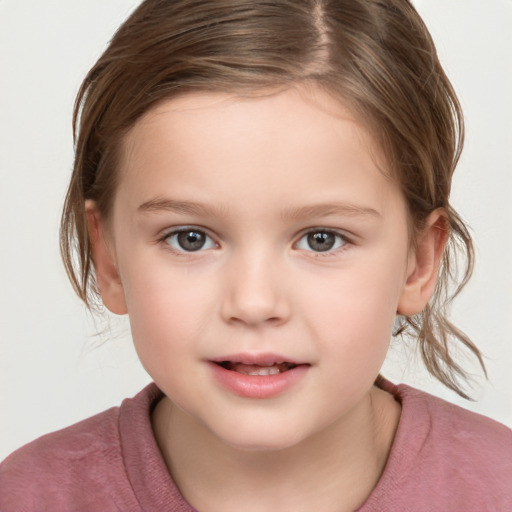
[
  {"left": 121, "top": 86, "right": 388, "bottom": 168},
  {"left": 115, "top": 87, "right": 400, "bottom": 220}
]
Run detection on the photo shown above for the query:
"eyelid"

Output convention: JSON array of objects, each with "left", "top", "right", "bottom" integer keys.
[
  {"left": 159, "top": 225, "right": 219, "bottom": 252},
  {"left": 156, "top": 225, "right": 353, "bottom": 255},
  {"left": 294, "top": 228, "right": 352, "bottom": 254},
  {"left": 158, "top": 224, "right": 215, "bottom": 239}
]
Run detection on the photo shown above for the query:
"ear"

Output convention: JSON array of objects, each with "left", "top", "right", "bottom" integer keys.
[
  {"left": 85, "top": 200, "right": 128, "bottom": 315},
  {"left": 397, "top": 208, "right": 449, "bottom": 316}
]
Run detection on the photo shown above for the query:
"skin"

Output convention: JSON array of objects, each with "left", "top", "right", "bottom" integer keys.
[{"left": 87, "top": 86, "right": 447, "bottom": 511}]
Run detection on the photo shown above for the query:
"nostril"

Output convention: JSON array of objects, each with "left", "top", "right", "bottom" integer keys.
[{"left": 220, "top": 272, "right": 290, "bottom": 326}]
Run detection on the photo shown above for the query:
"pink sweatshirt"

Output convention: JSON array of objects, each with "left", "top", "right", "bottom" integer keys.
[{"left": 1, "top": 380, "right": 511, "bottom": 511}]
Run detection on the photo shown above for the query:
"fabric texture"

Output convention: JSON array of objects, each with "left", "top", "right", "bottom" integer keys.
[{"left": 1, "top": 380, "right": 511, "bottom": 511}]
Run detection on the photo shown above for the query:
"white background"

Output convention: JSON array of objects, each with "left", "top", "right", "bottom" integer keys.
[{"left": 1, "top": 0, "right": 511, "bottom": 460}]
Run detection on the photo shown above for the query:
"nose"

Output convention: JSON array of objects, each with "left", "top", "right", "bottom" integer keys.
[{"left": 220, "top": 251, "right": 291, "bottom": 327}]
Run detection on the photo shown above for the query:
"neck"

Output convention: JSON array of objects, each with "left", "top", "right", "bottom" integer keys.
[{"left": 152, "top": 386, "right": 400, "bottom": 512}]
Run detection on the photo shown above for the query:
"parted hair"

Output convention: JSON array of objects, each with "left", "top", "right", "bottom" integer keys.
[{"left": 61, "top": 0, "right": 484, "bottom": 398}]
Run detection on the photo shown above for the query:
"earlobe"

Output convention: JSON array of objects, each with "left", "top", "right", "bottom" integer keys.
[
  {"left": 85, "top": 200, "right": 128, "bottom": 315},
  {"left": 397, "top": 209, "right": 449, "bottom": 316}
]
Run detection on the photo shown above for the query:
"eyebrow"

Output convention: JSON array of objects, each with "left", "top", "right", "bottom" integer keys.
[
  {"left": 137, "top": 197, "right": 380, "bottom": 220},
  {"left": 138, "top": 197, "right": 229, "bottom": 217},
  {"left": 280, "top": 203, "right": 381, "bottom": 220}
]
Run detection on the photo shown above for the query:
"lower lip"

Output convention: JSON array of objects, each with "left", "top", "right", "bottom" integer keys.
[{"left": 208, "top": 362, "right": 309, "bottom": 399}]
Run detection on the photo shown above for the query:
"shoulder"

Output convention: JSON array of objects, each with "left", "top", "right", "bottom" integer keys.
[
  {"left": 0, "top": 406, "right": 123, "bottom": 510},
  {"left": 398, "top": 382, "right": 512, "bottom": 456},
  {"left": 0, "top": 384, "right": 161, "bottom": 511},
  {"left": 363, "top": 379, "right": 512, "bottom": 511}
]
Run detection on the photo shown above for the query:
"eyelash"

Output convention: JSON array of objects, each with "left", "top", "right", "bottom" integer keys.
[
  {"left": 160, "top": 227, "right": 217, "bottom": 254},
  {"left": 295, "top": 229, "right": 350, "bottom": 256},
  {"left": 158, "top": 227, "right": 352, "bottom": 256}
]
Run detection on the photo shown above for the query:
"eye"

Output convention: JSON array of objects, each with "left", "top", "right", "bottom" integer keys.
[
  {"left": 164, "top": 228, "right": 216, "bottom": 252},
  {"left": 296, "top": 230, "right": 347, "bottom": 253}
]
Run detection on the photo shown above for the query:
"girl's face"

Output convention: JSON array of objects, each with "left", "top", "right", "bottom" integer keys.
[{"left": 98, "top": 87, "right": 423, "bottom": 450}]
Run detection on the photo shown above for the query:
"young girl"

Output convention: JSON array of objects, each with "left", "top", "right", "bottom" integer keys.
[{"left": 1, "top": 0, "right": 511, "bottom": 510}]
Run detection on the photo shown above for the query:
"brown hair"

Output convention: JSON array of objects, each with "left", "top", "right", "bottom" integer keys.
[{"left": 60, "top": 0, "right": 485, "bottom": 398}]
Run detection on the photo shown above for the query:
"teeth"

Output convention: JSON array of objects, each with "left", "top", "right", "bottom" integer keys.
[
  {"left": 246, "top": 366, "right": 281, "bottom": 376},
  {"left": 218, "top": 361, "right": 298, "bottom": 375}
]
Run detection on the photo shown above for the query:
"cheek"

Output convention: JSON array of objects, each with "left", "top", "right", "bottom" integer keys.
[
  {"left": 306, "top": 257, "right": 404, "bottom": 326},
  {"left": 120, "top": 256, "right": 217, "bottom": 359},
  {"left": 301, "top": 254, "right": 406, "bottom": 366}
]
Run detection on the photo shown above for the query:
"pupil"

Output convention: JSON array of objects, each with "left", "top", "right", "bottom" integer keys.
[
  {"left": 308, "top": 232, "right": 335, "bottom": 252},
  {"left": 178, "top": 231, "right": 205, "bottom": 251}
]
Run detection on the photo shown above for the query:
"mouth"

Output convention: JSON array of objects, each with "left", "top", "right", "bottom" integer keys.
[
  {"left": 216, "top": 361, "right": 298, "bottom": 376},
  {"left": 209, "top": 355, "right": 310, "bottom": 398}
]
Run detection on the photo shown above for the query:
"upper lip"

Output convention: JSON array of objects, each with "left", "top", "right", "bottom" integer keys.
[{"left": 209, "top": 353, "right": 308, "bottom": 366}]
